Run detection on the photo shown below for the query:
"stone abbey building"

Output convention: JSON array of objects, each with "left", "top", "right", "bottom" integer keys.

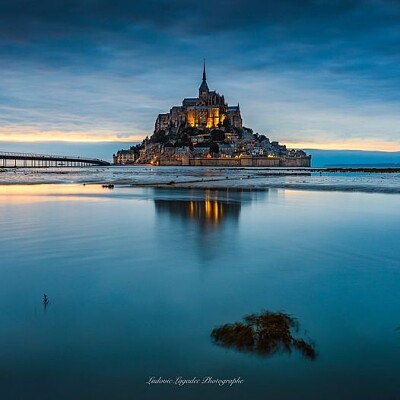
[{"left": 155, "top": 63, "right": 242, "bottom": 134}]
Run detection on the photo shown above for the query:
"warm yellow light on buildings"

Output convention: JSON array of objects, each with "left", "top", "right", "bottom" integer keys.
[
  {"left": 186, "top": 106, "right": 225, "bottom": 129},
  {"left": 187, "top": 110, "right": 195, "bottom": 127},
  {"left": 206, "top": 108, "right": 220, "bottom": 128}
]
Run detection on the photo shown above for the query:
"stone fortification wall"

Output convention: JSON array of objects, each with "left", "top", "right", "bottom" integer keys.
[
  {"left": 187, "top": 156, "right": 310, "bottom": 167},
  {"left": 189, "top": 158, "right": 241, "bottom": 167},
  {"left": 159, "top": 156, "right": 311, "bottom": 167},
  {"left": 159, "top": 160, "right": 183, "bottom": 166},
  {"left": 278, "top": 157, "right": 311, "bottom": 167}
]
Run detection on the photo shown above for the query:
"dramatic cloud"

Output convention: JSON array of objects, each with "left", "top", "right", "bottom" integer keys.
[{"left": 0, "top": 0, "right": 399, "bottom": 150}]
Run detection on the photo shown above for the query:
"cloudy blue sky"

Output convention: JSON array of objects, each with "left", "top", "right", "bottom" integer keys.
[{"left": 0, "top": 0, "right": 399, "bottom": 154}]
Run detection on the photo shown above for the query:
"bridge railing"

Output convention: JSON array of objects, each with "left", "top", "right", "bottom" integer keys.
[{"left": 0, "top": 151, "right": 103, "bottom": 162}]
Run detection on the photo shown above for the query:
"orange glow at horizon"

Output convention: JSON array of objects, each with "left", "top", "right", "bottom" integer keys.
[
  {"left": 0, "top": 128, "right": 399, "bottom": 152},
  {"left": 0, "top": 130, "right": 145, "bottom": 143},
  {"left": 283, "top": 140, "right": 400, "bottom": 152}
]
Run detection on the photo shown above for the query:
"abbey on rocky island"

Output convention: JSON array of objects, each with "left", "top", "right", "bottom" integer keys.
[{"left": 113, "top": 63, "right": 311, "bottom": 167}]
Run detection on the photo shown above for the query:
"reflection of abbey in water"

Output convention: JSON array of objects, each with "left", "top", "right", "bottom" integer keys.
[
  {"left": 154, "top": 189, "right": 268, "bottom": 228},
  {"left": 154, "top": 190, "right": 242, "bottom": 228},
  {"left": 154, "top": 189, "right": 267, "bottom": 260}
]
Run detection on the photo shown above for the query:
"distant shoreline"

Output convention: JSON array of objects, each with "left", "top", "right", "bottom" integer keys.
[{"left": 109, "top": 166, "right": 400, "bottom": 173}]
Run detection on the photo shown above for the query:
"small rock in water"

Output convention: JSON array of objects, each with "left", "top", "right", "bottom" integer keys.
[{"left": 43, "top": 294, "right": 49, "bottom": 309}]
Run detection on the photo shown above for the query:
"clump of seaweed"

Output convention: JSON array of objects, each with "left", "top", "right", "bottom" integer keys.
[{"left": 211, "top": 310, "right": 316, "bottom": 360}]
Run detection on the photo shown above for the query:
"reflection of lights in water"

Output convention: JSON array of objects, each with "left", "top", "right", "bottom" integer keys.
[
  {"left": 188, "top": 199, "right": 225, "bottom": 224},
  {"left": 214, "top": 201, "right": 219, "bottom": 221},
  {"left": 189, "top": 200, "right": 194, "bottom": 216},
  {"left": 154, "top": 188, "right": 266, "bottom": 230}
]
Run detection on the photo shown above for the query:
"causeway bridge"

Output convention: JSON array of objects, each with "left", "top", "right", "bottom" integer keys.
[{"left": 0, "top": 151, "right": 110, "bottom": 168}]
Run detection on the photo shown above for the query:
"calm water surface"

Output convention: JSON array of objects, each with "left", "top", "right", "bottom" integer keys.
[{"left": 0, "top": 184, "right": 399, "bottom": 400}]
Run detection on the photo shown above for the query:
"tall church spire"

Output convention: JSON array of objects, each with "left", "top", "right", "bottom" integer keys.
[{"left": 199, "top": 59, "right": 209, "bottom": 96}]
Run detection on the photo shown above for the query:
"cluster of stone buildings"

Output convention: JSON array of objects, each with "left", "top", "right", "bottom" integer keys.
[
  {"left": 113, "top": 133, "right": 310, "bottom": 167},
  {"left": 121, "top": 134, "right": 309, "bottom": 167},
  {"left": 113, "top": 63, "right": 311, "bottom": 167}
]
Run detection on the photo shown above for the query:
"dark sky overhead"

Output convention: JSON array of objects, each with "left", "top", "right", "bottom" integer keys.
[{"left": 0, "top": 0, "right": 399, "bottom": 150}]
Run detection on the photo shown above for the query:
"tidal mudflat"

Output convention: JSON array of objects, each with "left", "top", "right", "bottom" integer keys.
[
  {"left": 0, "top": 183, "right": 399, "bottom": 400},
  {"left": 1, "top": 166, "right": 399, "bottom": 194}
]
